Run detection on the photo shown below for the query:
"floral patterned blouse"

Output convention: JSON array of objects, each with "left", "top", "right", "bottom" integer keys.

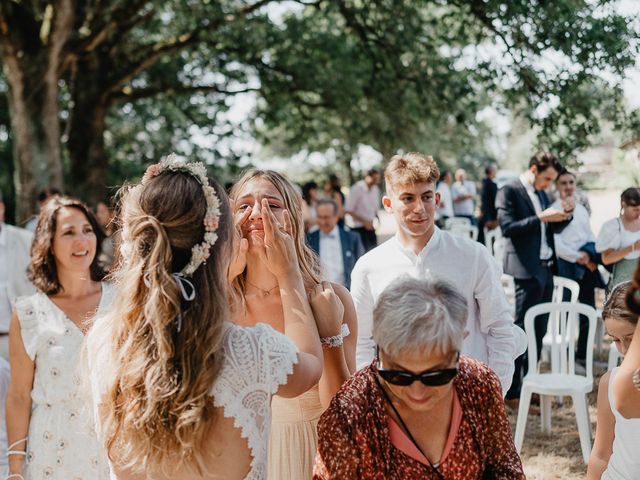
[{"left": 313, "top": 357, "right": 525, "bottom": 480}]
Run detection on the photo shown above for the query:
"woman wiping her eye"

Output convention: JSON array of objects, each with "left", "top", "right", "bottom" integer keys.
[{"left": 313, "top": 275, "right": 524, "bottom": 480}]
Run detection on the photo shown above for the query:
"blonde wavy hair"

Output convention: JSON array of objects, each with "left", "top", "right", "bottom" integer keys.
[
  {"left": 229, "top": 170, "right": 321, "bottom": 306},
  {"left": 97, "top": 170, "right": 232, "bottom": 473}
]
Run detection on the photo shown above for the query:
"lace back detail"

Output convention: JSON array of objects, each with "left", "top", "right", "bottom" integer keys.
[{"left": 211, "top": 323, "right": 298, "bottom": 479}]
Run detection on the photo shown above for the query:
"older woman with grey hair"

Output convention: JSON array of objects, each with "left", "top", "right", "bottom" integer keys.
[{"left": 313, "top": 276, "right": 524, "bottom": 480}]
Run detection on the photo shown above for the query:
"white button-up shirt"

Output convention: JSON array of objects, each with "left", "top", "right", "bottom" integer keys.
[
  {"left": 436, "top": 182, "right": 454, "bottom": 219},
  {"left": 451, "top": 180, "right": 476, "bottom": 216},
  {"left": 0, "top": 225, "right": 11, "bottom": 333},
  {"left": 351, "top": 228, "right": 524, "bottom": 395},
  {"left": 520, "top": 173, "right": 553, "bottom": 261},
  {"left": 345, "top": 180, "right": 380, "bottom": 228},
  {"left": 550, "top": 200, "right": 595, "bottom": 262},
  {"left": 319, "top": 227, "right": 346, "bottom": 286}
]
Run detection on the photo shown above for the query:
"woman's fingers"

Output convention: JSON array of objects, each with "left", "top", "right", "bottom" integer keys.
[
  {"left": 236, "top": 205, "right": 252, "bottom": 229},
  {"left": 261, "top": 199, "right": 275, "bottom": 239},
  {"left": 282, "top": 210, "right": 292, "bottom": 234}
]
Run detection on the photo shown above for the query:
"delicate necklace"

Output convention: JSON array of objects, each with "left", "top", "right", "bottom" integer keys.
[{"left": 245, "top": 280, "right": 279, "bottom": 297}]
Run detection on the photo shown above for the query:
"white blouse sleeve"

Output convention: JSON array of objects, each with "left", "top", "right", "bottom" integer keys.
[
  {"left": 596, "top": 218, "right": 622, "bottom": 252},
  {"left": 14, "top": 295, "right": 40, "bottom": 361}
]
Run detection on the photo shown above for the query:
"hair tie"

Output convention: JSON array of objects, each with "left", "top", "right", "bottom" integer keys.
[{"left": 172, "top": 273, "right": 195, "bottom": 332}]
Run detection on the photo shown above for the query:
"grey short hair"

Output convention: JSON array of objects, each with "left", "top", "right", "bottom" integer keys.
[{"left": 373, "top": 276, "right": 468, "bottom": 357}]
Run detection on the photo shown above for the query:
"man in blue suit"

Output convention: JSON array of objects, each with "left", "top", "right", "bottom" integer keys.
[
  {"left": 307, "top": 199, "right": 364, "bottom": 290},
  {"left": 497, "top": 152, "right": 574, "bottom": 405}
]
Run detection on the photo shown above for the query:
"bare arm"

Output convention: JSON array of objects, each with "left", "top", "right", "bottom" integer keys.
[
  {"left": 601, "top": 240, "right": 639, "bottom": 265},
  {"left": 613, "top": 319, "right": 640, "bottom": 418},
  {"left": 587, "top": 372, "right": 615, "bottom": 480},
  {"left": 6, "top": 312, "right": 35, "bottom": 477},
  {"left": 316, "top": 284, "right": 357, "bottom": 408}
]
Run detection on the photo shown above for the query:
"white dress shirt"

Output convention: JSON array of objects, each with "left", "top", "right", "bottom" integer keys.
[
  {"left": 550, "top": 200, "right": 595, "bottom": 262},
  {"left": 319, "top": 227, "right": 346, "bottom": 286},
  {"left": 451, "top": 180, "right": 476, "bottom": 216},
  {"left": 436, "top": 182, "right": 454, "bottom": 219},
  {"left": 0, "top": 226, "right": 11, "bottom": 333},
  {"left": 351, "top": 228, "right": 525, "bottom": 395},
  {"left": 345, "top": 180, "right": 380, "bottom": 228},
  {"left": 519, "top": 173, "right": 553, "bottom": 260}
]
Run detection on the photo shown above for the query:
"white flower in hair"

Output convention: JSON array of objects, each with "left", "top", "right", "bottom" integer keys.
[{"left": 142, "top": 153, "right": 221, "bottom": 276}]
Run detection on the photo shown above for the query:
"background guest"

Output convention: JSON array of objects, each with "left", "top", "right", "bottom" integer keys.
[
  {"left": 596, "top": 187, "right": 640, "bottom": 294},
  {"left": 552, "top": 169, "right": 604, "bottom": 369},
  {"left": 0, "top": 189, "right": 35, "bottom": 361},
  {"left": 314, "top": 276, "right": 525, "bottom": 479},
  {"left": 436, "top": 170, "right": 454, "bottom": 228},
  {"left": 7, "top": 196, "right": 110, "bottom": 479},
  {"left": 496, "top": 151, "right": 573, "bottom": 407},
  {"left": 307, "top": 198, "right": 364, "bottom": 290},
  {"left": 323, "top": 174, "right": 346, "bottom": 228},
  {"left": 302, "top": 181, "right": 320, "bottom": 233},
  {"left": 345, "top": 168, "right": 381, "bottom": 252},
  {"left": 451, "top": 168, "right": 476, "bottom": 224},
  {"left": 23, "top": 187, "right": 61, "bottom": 232},
  {"left": 587, "top": 281, "right": 640, "bottom": 479},
  {"left": 478, "top": 163, "right": 498, "bottom": 243}
]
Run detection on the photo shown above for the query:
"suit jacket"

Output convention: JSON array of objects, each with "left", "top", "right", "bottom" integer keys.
[
  {"left": 496, "top": 180, "right": 571, "bottom": 287},
  {"left": 307, "top": 227, "right": 364, "bottom": 290},
  {"left": 480, "top": 177, "right": 498, "bottom": 221},
  {"left": 2, "top": 223, "right": 36, "bottom": 301}
]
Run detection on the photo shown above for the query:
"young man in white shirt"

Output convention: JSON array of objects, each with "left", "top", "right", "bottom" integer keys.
[{"left": 351, "top": 152, "right": 525, "bottom": 395}]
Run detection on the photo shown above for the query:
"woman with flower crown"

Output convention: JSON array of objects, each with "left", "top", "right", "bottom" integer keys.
[
  {"left": 229, "top": 170, "right": 357, "bottom": 480},
  {"left": 84, "top": 156, "right": 335, "bottom": 480}
]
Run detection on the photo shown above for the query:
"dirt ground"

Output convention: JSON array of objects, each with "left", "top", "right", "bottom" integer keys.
[{"left": 509, "top": 349, "right": 610, "bottom": 480}]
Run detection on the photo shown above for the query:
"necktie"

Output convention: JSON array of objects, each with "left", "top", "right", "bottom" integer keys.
[{"left": 535, "top": 190, "right": 548, "bottom": 209}]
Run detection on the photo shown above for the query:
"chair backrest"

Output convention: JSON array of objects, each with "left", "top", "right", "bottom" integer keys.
[
  {"left": 525, "top": 302, "right": 597, "bottom": 381},
  {"left": 552, "top": 276, "right": 580, "bottom": 304},
  {"left": 484, "top": 228, "right": 503, "bottom": 260},
  {"left": 447, "top": 223, "right": 479, "bottom": 241}
]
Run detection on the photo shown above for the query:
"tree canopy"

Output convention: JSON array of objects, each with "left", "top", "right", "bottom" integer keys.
[{"left": 1, "top": 0, "right": 638, "bottom": 220}]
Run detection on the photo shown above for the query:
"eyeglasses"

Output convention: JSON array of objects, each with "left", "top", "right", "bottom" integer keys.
[{"left": 376, "top": 348, "right": 459, "bottom": 387}]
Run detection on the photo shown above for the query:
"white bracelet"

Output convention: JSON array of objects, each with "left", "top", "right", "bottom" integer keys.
[
  {"left": 6, "top": 475, "right": 25, "bottom": 480},
  {"left": 7, "top": 436, "right": 28, "bottom": 458},
  {"left": 320, "top": 333, "right": 343, "bottom": 349}
]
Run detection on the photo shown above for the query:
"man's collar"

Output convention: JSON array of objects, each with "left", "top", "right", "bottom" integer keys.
[
  {"left": 320, "top": 226, "right": 339, "bottom": 238},
  {"left": 394, "top": 226, "right": 441, "bottom": 259}
]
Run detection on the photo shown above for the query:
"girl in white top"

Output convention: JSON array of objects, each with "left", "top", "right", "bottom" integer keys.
[
  {"left": 596, "top": 188, "right": 640, "bottom": 292},
  {"left": 6, "top": 197, "right": 112, "bottom": 480},
  {"left": 587, "top": 282, "right": 640, "bottom": 479},
  {"left": 85, "top": 156, "right": 332, "bottom": 480}
]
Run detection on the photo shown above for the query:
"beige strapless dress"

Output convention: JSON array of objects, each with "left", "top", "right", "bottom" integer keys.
[{"left": 268, "top": 384, "right": 324, "bottom": 480}]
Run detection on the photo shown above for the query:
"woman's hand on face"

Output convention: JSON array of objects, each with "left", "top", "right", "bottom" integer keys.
[
  {"left": 259, "top": 199, "right": 298, "bottom": 280},
  {"left": 309, "top": 281, "right": 344, "bottom": 338},
  {"left": 228, "top": 204, "right": 251, "bottom": 282}
]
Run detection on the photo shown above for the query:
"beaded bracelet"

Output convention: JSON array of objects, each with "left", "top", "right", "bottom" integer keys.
[
  {"left": 321, "top": 333, "right": 343, "bottom": 349},
  {"left": 632, "top": 368, "right": 640, "bottom": 391}
]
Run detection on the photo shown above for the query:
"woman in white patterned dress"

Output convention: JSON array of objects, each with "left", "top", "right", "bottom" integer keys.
[
  {"left": 6, "top": 197, "right": 112, "bottom": 480},
  {"left": 85, "top": 157, "right": 331, "bottom": 480}
]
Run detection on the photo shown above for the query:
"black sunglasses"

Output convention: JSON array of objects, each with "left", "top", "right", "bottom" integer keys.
[{"left": 376, "top": 348, "right": 459, "bottom": 387}]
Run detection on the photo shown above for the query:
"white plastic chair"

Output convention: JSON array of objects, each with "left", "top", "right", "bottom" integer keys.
[
  {"left": 542, "top": 277, "right": 580, "bottom": 368},
  {"left": 607, "top": 342, "right": 622, "bottom": 371},
  {"left": 514, "top": 302, "right": 597, "bottom": 464},
  {"left": 444, "top": 217, "right": 471, "bottom": 230}
]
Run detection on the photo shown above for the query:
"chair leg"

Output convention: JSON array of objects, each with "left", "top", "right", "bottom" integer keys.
[
  {"left": 514, "top": 388, "right": 532, "bottom": 453},
  {"left": 572, "top": 394, "right": 592, "bottom": 464},
  {"left": 540, "top": 395, "right": 552, "bottom": 434}
]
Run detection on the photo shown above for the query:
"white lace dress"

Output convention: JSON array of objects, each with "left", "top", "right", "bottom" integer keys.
[
  {"left": 87, "top": 320, "right": 298, "bottom": 480},
  {"left": 14, "top": 284, "right": 114, "bottom": 480}
]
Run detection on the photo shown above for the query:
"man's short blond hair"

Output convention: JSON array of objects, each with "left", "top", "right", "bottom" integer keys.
[{"left": 384, "top": 152, "right": 440, "bottom": 194}]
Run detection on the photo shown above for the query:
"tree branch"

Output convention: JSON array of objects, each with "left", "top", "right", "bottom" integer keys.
[{"left": 111, "top": 83, "right": 259, "bottom": 103}]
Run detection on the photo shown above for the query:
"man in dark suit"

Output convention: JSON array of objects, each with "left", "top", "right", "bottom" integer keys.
[
  {"left": 496, "top": 152, "right": 574, "bottom": 405},
  {"left": 478, "top": 163, "right": 498, "bottom": 244},
  {"left": 307, "top": 199, "right": 364, "bottom": 290}
]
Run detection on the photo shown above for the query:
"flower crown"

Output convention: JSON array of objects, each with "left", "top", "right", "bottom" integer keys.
[{"left": 142, "top": 154, "right": 220, "bottom": 276}]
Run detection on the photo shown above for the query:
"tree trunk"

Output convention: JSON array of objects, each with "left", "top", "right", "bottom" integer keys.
[
  {"left": 0, "top": 0, "right": 73, "bottom": 222},
  {"left": 66, "top": 54, "right": 110, "bottom": 207},
  {"left": 2, "top": 51, "right": 60, "bottom": 222}
]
